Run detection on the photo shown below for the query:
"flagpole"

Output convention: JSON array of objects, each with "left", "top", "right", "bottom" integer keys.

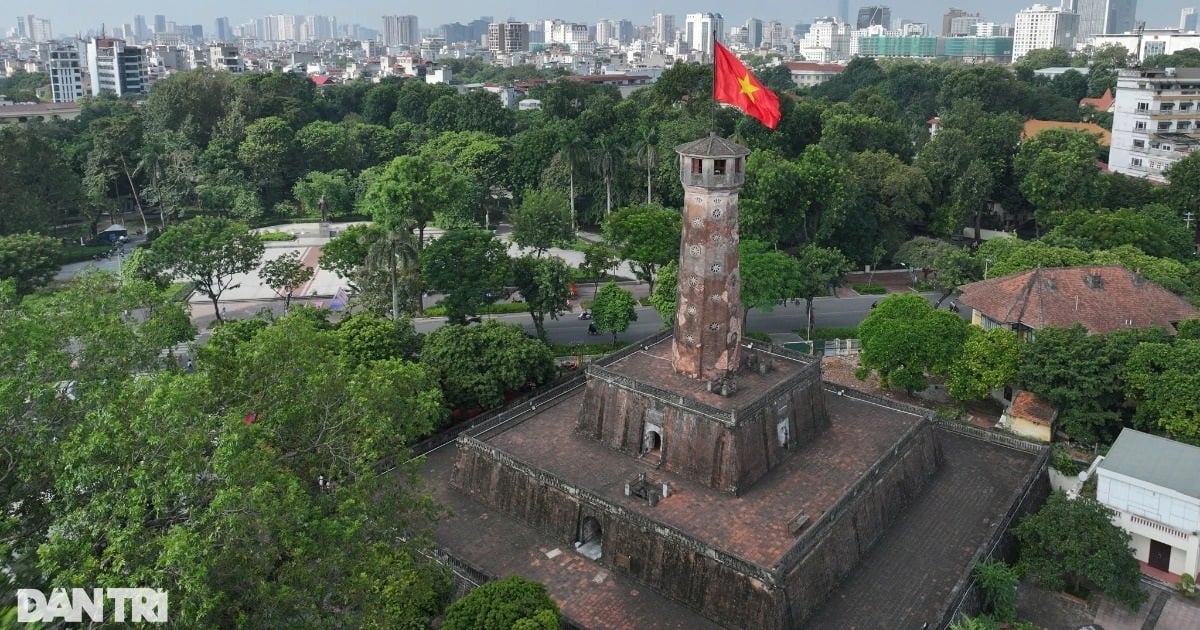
[{"left": 710, "top": 29, "right": 717, "bottom": 133}]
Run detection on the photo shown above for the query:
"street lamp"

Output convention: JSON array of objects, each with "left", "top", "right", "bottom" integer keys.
[
  {"left": 899, "top": 262, "right": 915, "bottom": 286},
  {"left": 984, "top": 257, "right": 993, "bottom": 280}
]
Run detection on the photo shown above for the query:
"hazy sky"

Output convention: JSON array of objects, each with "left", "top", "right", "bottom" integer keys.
[{"left": 22, "top": 1, "right": 1198, "bottom": 38}]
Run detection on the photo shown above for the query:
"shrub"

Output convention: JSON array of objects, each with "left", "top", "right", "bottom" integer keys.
[
  {"left": 852, "top": 283, "right": 888, "bottom": 294},
  {"left": 1178, "top": 573, "right": 1197, "bottom": 598},
  {"left": 1050, "top": 443, "right": 1081, "bottom": 476},
  {"left": 548, "top": 341, "right": 628, "bottom": 356},
  {"left": 258, "top": 231, "right": 297, "bottom": 242}
]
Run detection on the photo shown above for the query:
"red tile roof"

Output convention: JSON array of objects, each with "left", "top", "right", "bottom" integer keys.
[
  {"left": 1008, "top": 391, "right": 1057, "bottom": 426},
  {"left": 1080, "top": 88, "right": 1114, "bottom": 111},
  {"left": 957, "top": 265, "right": 1198, "bottom": 334}
]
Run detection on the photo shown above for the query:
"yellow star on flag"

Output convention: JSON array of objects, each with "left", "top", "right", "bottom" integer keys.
[{"left": 737, "top": 74, "right": 759, "bottom": 103}]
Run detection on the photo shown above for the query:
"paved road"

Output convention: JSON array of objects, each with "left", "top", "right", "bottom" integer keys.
[{"left": 409, "top": 292, "right": 940, "bottom": 346}]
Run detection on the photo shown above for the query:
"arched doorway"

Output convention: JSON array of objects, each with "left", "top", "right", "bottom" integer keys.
[{"left": 576, "top": 516, "right": 603, "bottom": 560}]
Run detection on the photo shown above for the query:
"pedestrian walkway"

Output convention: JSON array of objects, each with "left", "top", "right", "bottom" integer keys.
[{"left": 1017, "top": 576, "right": 1200, "bottom": 630}]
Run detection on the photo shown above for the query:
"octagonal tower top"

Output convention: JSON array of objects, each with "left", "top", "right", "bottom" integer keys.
[{"left": 676, "top": 133, "right": 751, "bottom": 190}]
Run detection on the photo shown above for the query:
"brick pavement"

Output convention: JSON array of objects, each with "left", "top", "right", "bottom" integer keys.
[{"left": 802, "top": 430, "right": 1040, "bottom": 629}]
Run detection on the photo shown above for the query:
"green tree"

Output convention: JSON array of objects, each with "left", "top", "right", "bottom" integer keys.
[
  {"left": 591, "top": 281, "right": 638, "bottom": 346},
  {"left": 319, "top": 223, "right": 379, "bottom": 291},
  {"left": 558, "top": 131, "right": 591, "bottom": 231},
  {"left": 648, "top": 260, "right": 678, "bottom": 325},
  {"left": 0, "top": 125, "right": 84, "bottom": 235},
  {"left": 421, "top": 229, "right": 511, "bottom": 324},
  {"left": 740, "top": 149, "right": 806, "bottom": 246},
  {"left": 856, "top": 294, "right": 970, "bottom": 393},
  {"left": 364, "top": 155, "right": 474, "bottom": 314},
  {"left": 420, "top": 321, "right": 556, "bottom": 411},
  {"left": 579, "top": 242, "right": 619, "bottom": 289},
  {"left": 1014, "top": 128, "right": 1109, "bottom": 230},
  {"left": 0, "top": 233, "right": 62, "bottom": 296},
  {"left": 259, "top": 250, "right": 315, "bottom": 310},
  {"left": 973, "top": 560, "right": 1020, "bottom": 623},
  {"left": 511, "top": 256, "right": 572, "bottom": 340},
  {"left": 237, "top": 115, "right": 299, "bottom": 209},
  {"left": 1014, "top": 493, "right": 1147, "bottom": 610},
  {"left": 1165, "top": 151, "right": 1200, "bottom": 217},
  {"left": 510, "top": 189, "right": 573, "bottom": 255},
  {"left": 631, "top": 126, "right": 659, "bottom": 204},
  {"left": 32, "top": 312, "right": 450, "bottom": 627},
  {"left": 334, "top": 312, "right": 423, "bottom": 369},
  {"left": 149, "top": 216, "right": 265, "bottom": 323},
  {"left": 740, "top": 240, "right": 803, "bottom": 328},
  {"left": 603, "top": 203, "right": 680, "bottom": 295},
  {"left": 1017, "top": 325, "right": 1160, "bottom": 443},
  {"left": 591, "top": 134, "right": 624, "bottom": 217},
  {"left": 947, "top": 328, "right": 1020, "bottom": 402},
  {"left": 292, "top": 170, "right": 353, "bottom": 219},
  {"left": 1014, "top": 47, "right": 1074, "bottom": 71},
  {"left": 442, "top": 576, "right": 561, "bottom": 630},
  {"left": 794, "top": 244, "right": 852, "bottom": 339},
  {"left": 1124, "top": 339, "right": 1200, "bottom": 445}
]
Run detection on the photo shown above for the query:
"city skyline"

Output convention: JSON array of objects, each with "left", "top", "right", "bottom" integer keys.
[{"left": 14, "top": 1, "right": 1194, "bottom": 40}]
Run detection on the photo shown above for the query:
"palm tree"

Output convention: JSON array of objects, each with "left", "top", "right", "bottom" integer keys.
[
  {"left": 631, "top": 127, "right": 658, "bottom": 204},
  {"left": 362, "top": 225, "right": 421, "bottom": 319},
  {"left": 592, "top": 135, "right": 624, "bottom": 218},
  {"left": 558, "top": 132, "right": 590, "bottom": 232}
]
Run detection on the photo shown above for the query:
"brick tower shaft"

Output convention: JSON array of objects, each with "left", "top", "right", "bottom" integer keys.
[{"left": 671, "top": 135, "right": 751, "bottom": 383}]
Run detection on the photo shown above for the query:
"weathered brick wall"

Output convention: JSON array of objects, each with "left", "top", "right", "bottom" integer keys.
[
  {"left": 575, "top": 364, "right": 830, "bottom": 494},
  {"left": 778, "top": 422, "right": 943, "bottom": 625},
  {"left": 450, "top": 441, "right": 790, "bottom": 628}
]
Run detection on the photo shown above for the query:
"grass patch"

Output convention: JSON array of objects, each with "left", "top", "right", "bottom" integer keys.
[
  {"left": 258, "top": 231, "right": 297, "bottom": 242},
  {"left": 745, "top": 331, "right": 772, "bottom": 343},
  {"left": 163, "top": 282, "right": 195, "bottom": 302},
  {"left": 799, "top": 326, "right": 858, "bottom": 342},
  {"left": 852, "top": 283, "right": 888, "bottom": 294},
  {"left": 60, "top": 244, "right": 118, "bottom": 264},
  {"left": 548, "top": 341, "right": 629, "bottom": 356},
  {"left": 423, "top": 302, "right": 531, "bottom": 317}
]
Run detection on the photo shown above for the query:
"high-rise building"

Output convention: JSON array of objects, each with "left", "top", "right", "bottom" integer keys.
[
  {"left": 134, "top": 15, "right": 149, "bottom": 42},
  {"left": 857, "top": 6, "right": 892, "bottom": 30},
  {"left": 596, "top": 20, "right": 614, "bottom": 45},
  {"left": 684, "top": 12, "right": 723, "bottom": 56},
  {"left": 209, "top": 46, "right": 243, "bottom": 73},
  {"left": 382, "top": 15, "right": 419, "bottom": 47},
  {"left": 48, "top": 42, "right": 84, "bottom": 102},
  {"left": 744, "top": 18, "right": 764, "bottom": 48},
  {"left": 153, "top": 14, "right": 166, "bottom": 34},
  {"left": 1183, "top": 8, "right": 1198, "bottom": 32},
  {"left": 942, "top": 8, "right": 980, "bottom": 36},
  {"left": 949, "top": 16, "right": 984, "bottom": 37},
  {"left": 301, "top": 16, "right": 335, "bottom": 42},
  {"left": 86, "top": 38, "right": 148, "bottom": 97},
  {"left": 214, "top": 17, "right": 232, "bottom": 42},
  {"left": 487, "top": 21, "right": 529, "bottom": 54},
  {"left": 652, "top": 13, "right": 675, "bottom": 43},
  {"left": 839, "top": 0, "right": 850, "bottom": 24},
  {"left": 1070, "top": 0, "right": 1137, "bottom": 38},
  {"left": 1013, "top": 4, "right": 1079, "bottom": 61},
  {"left": 615, "top": 19, "right": 634, "bottom": 44},
  {"left": 20, "top": 15, "right": 52, "bottom": 42}
]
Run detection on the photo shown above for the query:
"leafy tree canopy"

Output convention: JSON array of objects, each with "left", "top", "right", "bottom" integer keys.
[
  {"left": 591, "top": 280, "right": 639, "bottom": 345},
  {"left": 442, "top": 576, "right": 560, "bottom": 630},
  {"left": 421, "top": 229, "right": 511, "bottom": 324},
  {"left": 856, "top": 293, "right": 970, "bottom": 393},
  {"left": 420, "top": 321, "right": 556, "bottom": 411},
  {"left": 1014, "top": 493, "right": 1147, "bottom": 610},
  {"left": 149, "top": 216, "right": 264, "bottom": 323}
]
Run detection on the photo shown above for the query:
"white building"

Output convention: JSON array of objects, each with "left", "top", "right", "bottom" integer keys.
[
  {"left": 47, "top": 43, "right": 84, "bottom": 103},
  {"left": 1088, "top": 30, "right": 1200, "bottom": 64},
  {"left": 1097, "top": 429, "right": 1200, "bottom": 578},
  {"left": 652, "top": 13, "right": 675, "bottom": 44},
  {"left": 684, "top": 13, "right": 723, "bottom": 57},
  {"left": 1012, "top": 4, "right": 1079, "bottom": 62},
  {"left": 86, "top": 38, "right": 148, "bottom": 97},
  {"left": 382, "top": 15, "right": 419, "bottom": 47},
  {"left": 209, "top": 46, "right": 243, "bottom": 73},
  {"left": 1108, "top": 67, "right": 1200, "bottom": 184},
  {"left": 801, "top": 19, "right": 852, "bottom": 62},
  {"left": 596, "top": 20, "right": 614, "bottom": 46},
  {"left": 1067, "top": 0, "right": 1137, "bottom": 39}
]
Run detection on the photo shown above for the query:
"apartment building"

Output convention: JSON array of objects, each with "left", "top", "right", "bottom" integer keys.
[
  {"left": 1013, "top": 4, "right": 1079, "bottom": 62},
  {"left": 47, "top": 43, "right": 84, "bottom": 103},
  {"left": 1108, "top": 67, "right": 1200, "bottom": 183},
  {"left": 86, "top": 38, "right": 148, "bottom": 97}
]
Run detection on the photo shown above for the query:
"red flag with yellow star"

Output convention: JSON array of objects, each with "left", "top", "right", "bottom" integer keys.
[{"left": 712, "top": 41, "right": 781, "bottom": 129}]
